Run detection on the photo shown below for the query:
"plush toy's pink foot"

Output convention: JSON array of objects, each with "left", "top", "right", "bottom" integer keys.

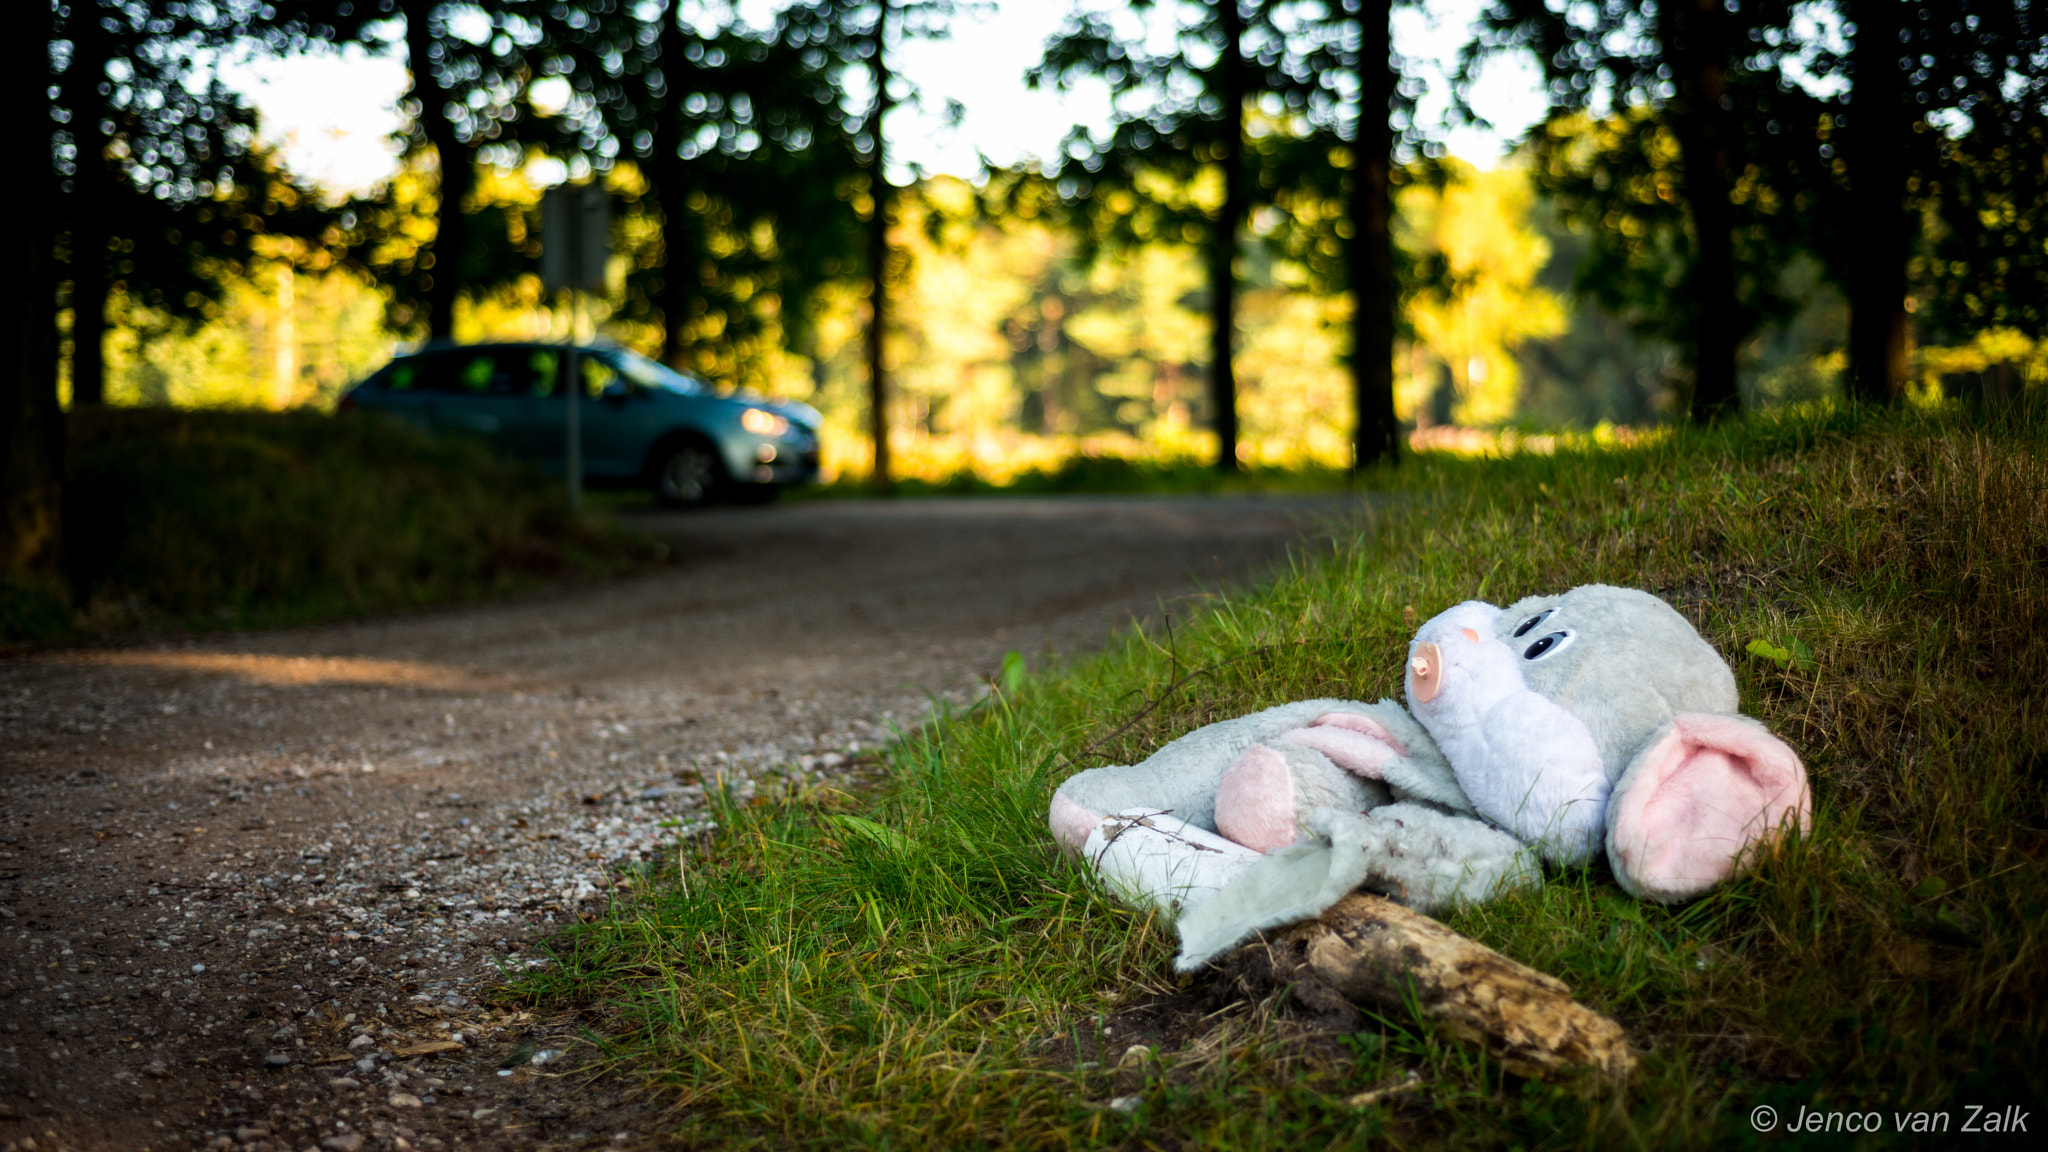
[
  {"left": 1609, "top": 713, "right": 1811, "bottom": 902},
  {"left": 1215, "top": 744, "right": 1298, "bottom": 853},
  {"left": 1049, "top": 792, "right": 1103, "bottom": 854},
  {"left": 1275, "top": 712, "right": 1407, "bottom": 779}
]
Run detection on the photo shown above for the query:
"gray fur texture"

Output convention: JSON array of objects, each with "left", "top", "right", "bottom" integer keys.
[
  {"left": 1495, "top": 584, "right": 1738, "bottom": 783},
  {"left": 1053, "top": 698, "right": 1468, "bottom": 834}
]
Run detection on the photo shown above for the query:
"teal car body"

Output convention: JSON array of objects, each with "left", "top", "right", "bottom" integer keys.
[{"left": 341, "top": 342, "right": 822, "bottom": 505}]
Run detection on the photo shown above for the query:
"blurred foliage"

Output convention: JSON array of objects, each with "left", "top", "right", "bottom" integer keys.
[
  {"left": 1396, "top": 159, "right": 1566, "bottom": 426},
  {"left": 14, "top": 407, "right": 652, "bottom": 642},
  {"left": 41, "top": 1, "right": 2046, "bottom": 461},
  {"left": 99, "top": 259, "right": 392, "bottom": 412},
  {"left": 1470, "top": 0, "right": 2048, "bottom": 355},
  {"left": 84, "top": 151, "right": 1870, "bottom": 482},
  {"left": 46, "top": 2, "right": 356, "bottom": 403}
]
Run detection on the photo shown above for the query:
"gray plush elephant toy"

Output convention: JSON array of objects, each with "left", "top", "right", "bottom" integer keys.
[{"left": 1049, "top": 584, "right": 1812, "bottom": 971}]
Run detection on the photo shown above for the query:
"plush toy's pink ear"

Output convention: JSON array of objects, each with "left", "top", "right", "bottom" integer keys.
[{"left": 1607, "top": 713, "right": 1810, "bottom": 903}]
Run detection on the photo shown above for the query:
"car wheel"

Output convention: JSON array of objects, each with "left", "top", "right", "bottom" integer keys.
[{"left": 652, "top": 440, "right": 725, "bottom": 508}]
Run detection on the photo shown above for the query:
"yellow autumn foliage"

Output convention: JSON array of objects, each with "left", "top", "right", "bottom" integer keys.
[
  {"left": 1397, "top": 159, "right": 1568, "bottom": 427},
  {"left": 83, "top": 152, "right": 1585, "bottom": 476}
]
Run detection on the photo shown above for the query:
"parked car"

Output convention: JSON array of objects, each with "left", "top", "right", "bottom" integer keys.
[{"left": 339, "top": 342, "right": 822, "bottom": 506}]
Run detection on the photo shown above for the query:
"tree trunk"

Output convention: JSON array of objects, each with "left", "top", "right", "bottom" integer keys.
[
  {"left": 1349, "top": 0, "right": 1399, "bottom": 469},
  {"left": 1845, "top": 0, "right": 1911, "bottom": 404},
  {"left": 1663, "top": 0, "right": 1741, "bottom": 421},
  {"left": 65, "top": 9, "right": 115, "bottom": 407},
  {"left": 654, "top": 0, "right": 695, "bottom": 369},
  {"left": 1211, "top": 0, "right": 1246, "bottom": 472},
  {"left": 404, "top": 0, "right": 469, "bottom": 342},
  {"left": 866, "top": 2, "right": 893, "bottom": 492},
  {"left": 3, "top": 0, "right": 63, "bottom": 583}
]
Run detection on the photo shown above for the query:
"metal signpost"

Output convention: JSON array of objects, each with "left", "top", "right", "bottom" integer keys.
[{"left": 541, "top": 184, "right": 609, "bottom": 513}]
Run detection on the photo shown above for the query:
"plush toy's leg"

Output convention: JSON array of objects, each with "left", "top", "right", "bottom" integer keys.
[
  {"left": 1215, "top": 740, "right": 1393, "bottom": 853},
  {"left": 1173, "top": 803, "right": 1540, "bottom": 971},
  {"left": 1215, "top": 745, "right": 1300, "bottom": 852},
  {"left": 1606, "top": 713, "right": 1811, "bottom": 903},
  {"left": 1082, "top": 809, "right": 1263, "bottom": 914},
  {"left": 1049, "top": 791, "right": 1103, "bottom": 855},
  {"left": 1298, "top": 702, "right": 1479, "bottom": 817},
  {"left": 1322, "top": 803, "right": 1542, "bottom": 914},
  {"left": 1279, "top": 719, "right": 1404, "bottom": 779}
]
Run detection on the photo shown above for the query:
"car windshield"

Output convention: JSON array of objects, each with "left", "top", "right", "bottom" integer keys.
[{"left": 607, "top": 348, "right": 707, "bottom": 395}]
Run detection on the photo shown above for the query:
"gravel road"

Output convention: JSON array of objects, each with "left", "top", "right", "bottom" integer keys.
[{"left": 0, "top": 493, "right": 1366, "bottom": 1152}]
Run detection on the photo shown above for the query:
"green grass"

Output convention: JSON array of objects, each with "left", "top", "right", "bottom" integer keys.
[
  {"left": 516, "top": 400, "right": 2047, "bottom": 1148},
  {"left": 0, "top": 407, "right": 658, "bottom": 643}
]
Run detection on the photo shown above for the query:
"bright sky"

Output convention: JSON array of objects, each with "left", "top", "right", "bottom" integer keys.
[{"left": 225, "top": 0, "right": 1544, "bottom": 198}]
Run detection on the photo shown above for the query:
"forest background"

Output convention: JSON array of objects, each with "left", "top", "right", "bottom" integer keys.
[{"left": 4, "top": 0, "right": 2045, "bottom": 510}]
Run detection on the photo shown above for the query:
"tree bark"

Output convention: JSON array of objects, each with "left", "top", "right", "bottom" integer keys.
[
  {"left": 654, "top": 0, "right": 696, "bottom": 369},
  {"left": 1662, "top": 0, "right": 1741, "bottom": 421},
  {"left": 1224, "top": 893, "right": 1639, "bottom": 1083},
  {"left": 1210, "top": 0, "right": 1246, "bottom": 472},
  {"left": 3, "top": 0, "right": 64, "bottom": 584},
  {"left": 866, "top": 2, "right": 893, "bottom": 492},
  {"left": 1349, "top": 0, "right": 1399, "bottom": 469},
  {"left": 1845, "top": 0, "right": 1911, "bottom": 404},
  {"left": 404, "top": 0, "right": 470, "bottom": 342},
  {"left": 64, "top": 8, "right": 115, "bottom": 407}
]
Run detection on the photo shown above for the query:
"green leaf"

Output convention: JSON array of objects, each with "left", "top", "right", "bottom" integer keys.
[
  {"left": 1789, "top": 638, "right": 1818, "bottom": 671},
  {"left": 828, "top": 815, "right": 914, "bottom": 854},
  {"left": 1000, "top": 650, "right": 1027, "bottom": 695},
  {"left": 1746, "top": 636, "right": 1817, "bottom": 671},
  {"left": 1911, "top": 876, "right": 1950, "bottom": 902},
  {"left": 1745, "top": 638, "right": 1794, "bottom": 666}
]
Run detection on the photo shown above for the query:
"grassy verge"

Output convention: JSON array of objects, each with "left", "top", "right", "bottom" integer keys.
[
  {"left": 517, "top": 402, "right": 2046, "bottom": 1148},
  {"left": 1, "top": 408, "right": 658, "bottom": 644}
]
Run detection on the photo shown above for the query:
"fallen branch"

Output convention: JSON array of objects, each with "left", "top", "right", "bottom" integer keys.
[{"left": 1225, "top": 893, "right": 1637, "bottom": 1084}]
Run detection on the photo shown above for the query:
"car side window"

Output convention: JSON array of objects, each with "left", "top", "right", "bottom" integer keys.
[
  {"left": 529, "top": 351, "right": 620, "bottom": 399},
  {"left": 530, "top": 350, "right": 562, "bottom": 398},
  {"left": 449, "top": 351, "right": 521, "bottom": 394},
  {"left": 581, "top": 356, "right": 625, "bottom": 399},
  {"left": 401, "top": 354, "right": 466, "bottom": 393}
]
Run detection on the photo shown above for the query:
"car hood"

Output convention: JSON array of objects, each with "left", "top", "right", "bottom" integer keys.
[{"left": 723, "top": 391, "right": 822, "bottom": 431}]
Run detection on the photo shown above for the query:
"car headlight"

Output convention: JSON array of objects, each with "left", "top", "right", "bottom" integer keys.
[{"left": 740, "top": 407, "right": 789, "bottom": 436}]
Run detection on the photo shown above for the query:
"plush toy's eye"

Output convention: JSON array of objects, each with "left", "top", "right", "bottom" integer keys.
[
  {"left": 1523, "top": 630, "right": 1573, "bottom": 661},
  {"left": 1512, "top": 609, "right": 1554, "bottom": 639}
]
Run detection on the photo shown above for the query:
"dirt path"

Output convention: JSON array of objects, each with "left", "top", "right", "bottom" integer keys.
[{"left": 0, "top": 494, "right": 1365, "bottom": 1152}]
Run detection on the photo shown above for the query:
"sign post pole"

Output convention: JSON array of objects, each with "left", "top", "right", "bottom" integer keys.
[
  {"left": 542, "top": 184, "right": 609, "bottom": 515},
  {"left": 564, "top": 294, "right": 581, "bottom": 512}
]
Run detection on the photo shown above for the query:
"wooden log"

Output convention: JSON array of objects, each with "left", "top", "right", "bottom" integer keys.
[{"left": 1285, "top": 892, "right": 1637, "bottom": 1084}]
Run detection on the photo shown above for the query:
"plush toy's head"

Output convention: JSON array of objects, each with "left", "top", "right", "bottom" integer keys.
[
  {"left": 1415, "top": 584, "right": 1811, "bottom": 902},
  {"left": 1491, "top": 585, "right": 1738, "bottom": 783}
]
